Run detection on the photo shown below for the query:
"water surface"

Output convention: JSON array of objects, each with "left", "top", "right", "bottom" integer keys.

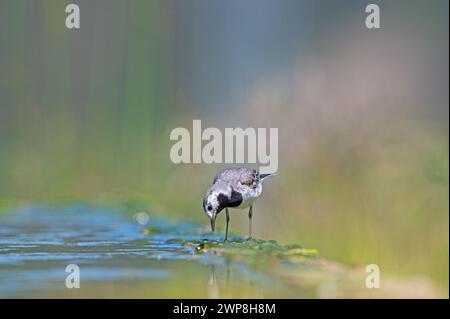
[{"left": 0, "top": 205, "right": 308, "bottom": 298}]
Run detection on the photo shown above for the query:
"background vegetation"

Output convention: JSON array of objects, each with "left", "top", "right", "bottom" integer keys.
[{"left": 0, "top": 0, "right": 448, "bottom": 294}]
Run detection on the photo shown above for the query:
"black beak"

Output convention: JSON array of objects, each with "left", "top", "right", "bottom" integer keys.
[{"left": 210, "top": 217, "right": 216, "bottom": 232}]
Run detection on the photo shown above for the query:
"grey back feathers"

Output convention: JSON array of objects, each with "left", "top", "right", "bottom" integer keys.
[{"left": 213, "top": 167, "right": 258, "bottom": 185}]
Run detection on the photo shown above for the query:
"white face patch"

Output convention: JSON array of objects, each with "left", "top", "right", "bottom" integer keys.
[{"left": 205, "top": 192, "right": 220, "bottom": 218}]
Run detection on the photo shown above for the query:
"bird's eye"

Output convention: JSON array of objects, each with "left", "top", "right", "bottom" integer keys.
[{"left": 207, "top": 205, "right": 213, "bottom": 211}]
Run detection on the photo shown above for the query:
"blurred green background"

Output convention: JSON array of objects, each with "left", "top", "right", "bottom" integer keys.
[{"left": 0, "top": 0, "right": 448, "bottom": 293}]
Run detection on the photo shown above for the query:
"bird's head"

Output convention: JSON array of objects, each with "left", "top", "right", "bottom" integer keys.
[{"left": 203, "top": 190, "right": 222, "bottom": 232}]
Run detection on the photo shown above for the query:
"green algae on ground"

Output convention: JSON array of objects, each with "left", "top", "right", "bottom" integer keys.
[
  {"left": 172, "top": 238, "right": 319, "bottom": 258},
  {"left": 141, "top": 227, "right": 159, "bottom": 234}
]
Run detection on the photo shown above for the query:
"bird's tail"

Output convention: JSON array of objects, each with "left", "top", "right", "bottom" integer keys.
[{"left": 259, "top": 172, "right": 276, "bottom": 180}]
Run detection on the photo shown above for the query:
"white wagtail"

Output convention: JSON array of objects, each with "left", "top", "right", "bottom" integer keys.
[{"left": 203, "top": 167, "right": 275, "bottom": 241}]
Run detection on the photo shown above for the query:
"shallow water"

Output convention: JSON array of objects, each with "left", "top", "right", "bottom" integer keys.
[{"left": 0, "top": 205, "right": 308, "bottom": 298}]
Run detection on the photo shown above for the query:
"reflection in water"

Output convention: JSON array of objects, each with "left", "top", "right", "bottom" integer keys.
[
  {"left": 208, "top": 265, "right": 219, "bottom": 299},
  {"left": 0, "top": 205, "right": 443, "bottom": 298},
  {"left": 206, "top": 255, "right": 268, "bottom": 299},
  {"left": 0, "top": 205, "right": 298, "bottom": 298}
]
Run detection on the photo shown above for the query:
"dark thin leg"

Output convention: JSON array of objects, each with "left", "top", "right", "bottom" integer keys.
[
  {"left": 224, "top": 208, "right": 230, "bottom": 242},
  {"left": 248, "top": 206, "right": 253, "bottom": 240}
]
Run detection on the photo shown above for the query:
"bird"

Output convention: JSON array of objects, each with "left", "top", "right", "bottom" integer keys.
[{"left": 203, "top": 167, "right": 275, "bottom": 241}]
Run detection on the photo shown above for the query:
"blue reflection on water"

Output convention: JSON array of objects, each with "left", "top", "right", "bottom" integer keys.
[{"left": 0, "top": 204, "right": 217, "bottom": 296}]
